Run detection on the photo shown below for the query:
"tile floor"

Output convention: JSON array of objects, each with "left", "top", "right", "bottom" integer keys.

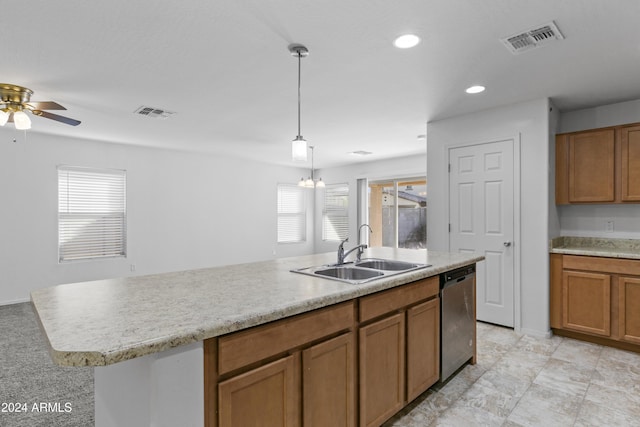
[{"left": 384, "top": 322, "right": 640, "bottom": 427}]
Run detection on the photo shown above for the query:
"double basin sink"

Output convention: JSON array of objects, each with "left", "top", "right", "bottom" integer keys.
[{"left": 291, "top": 258, "right": 431, "bottom": 285}]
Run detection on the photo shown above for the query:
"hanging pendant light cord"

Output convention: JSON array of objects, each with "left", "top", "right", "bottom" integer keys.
[{"left": 297, "top": 51, "right": 302, "bottom": 137}]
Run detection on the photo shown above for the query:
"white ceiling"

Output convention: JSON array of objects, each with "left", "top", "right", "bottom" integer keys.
[{"left": 4, "top": 0, "right": 640, "bottom": 168}]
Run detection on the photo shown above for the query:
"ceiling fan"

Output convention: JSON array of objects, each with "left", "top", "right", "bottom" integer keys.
[{"left": 0, "top": 83, "right": 81, "bottom": 129}]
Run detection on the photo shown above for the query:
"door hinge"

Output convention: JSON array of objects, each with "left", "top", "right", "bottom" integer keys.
[
  {"left": 448, "top": 164, "right": 451, "bottom": 173},
  {"left": 448, "top": 223, "right": 451, "bottom": 232}
]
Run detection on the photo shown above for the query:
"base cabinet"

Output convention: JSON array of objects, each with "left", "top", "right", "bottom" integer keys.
[
  {"left": 218, "top": 356, "right": 299, "bottom": 427},
  {"left": 358, "top": 277, "right": 441, "bottom": 427},
  {"left": 407, "top": 298, "right": 440, "bottom": 401},
  {"left": 206, "top": 274, "right": 460, "bottom": 427},
  {"left": 562, "top": 270, "right": 611, "bottom": 336},
  {"left": 550, "top": 254, "right": 640, "bottom": 352},
  {"left": 302, "top": 333, "right": 355, "bottom": 427},
  {"left": 619, "top": 277, "right": 640, "bottom": 344},
  {"left": 359, "top": 313, "right": 406, "bottom": 427}
]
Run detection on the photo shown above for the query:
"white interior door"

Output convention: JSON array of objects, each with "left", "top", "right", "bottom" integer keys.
[{"left": 449, "top": 140, "right": 515, "bottom": 327}]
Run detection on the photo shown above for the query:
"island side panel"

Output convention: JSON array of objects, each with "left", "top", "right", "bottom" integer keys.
[{"left": 95, "top": 341, "right": 203, "bottom": 427}]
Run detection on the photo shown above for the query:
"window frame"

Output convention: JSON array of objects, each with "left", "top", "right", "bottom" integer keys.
[
  {"left": 57, "top": 165, "right": 127, "bottom": 262},
  {"left": 277, "top": 183, "right": 307, "bottom": 244},
  {"left": 322, "top": 183, "right": 349, "bottom": 242}
]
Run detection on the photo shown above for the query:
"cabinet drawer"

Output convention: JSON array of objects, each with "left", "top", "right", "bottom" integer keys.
[
  {"left": 218, "top": 301, "right": 354, "bottom": 375},
  {"left": 359, "top": 277, "right": 438, "bottom": 323},
  {"left": 563, "top": 255, "right": 640, "bottom": 276}
]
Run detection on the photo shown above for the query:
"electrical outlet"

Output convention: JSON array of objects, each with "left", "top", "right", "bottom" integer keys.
[
  {"left": 605, "top": 220, "right": 614, "bottom": 233},
  {"left": 130, "top": 264, "right": 136, "bottom": 272}
]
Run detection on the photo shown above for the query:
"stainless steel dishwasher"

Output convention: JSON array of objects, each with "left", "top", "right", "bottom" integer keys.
[{"left": 440, "top": 264, "right": 475, "bottom": 381}]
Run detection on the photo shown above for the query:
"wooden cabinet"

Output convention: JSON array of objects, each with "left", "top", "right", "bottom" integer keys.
[
  {"left": 620, "top": 125, "right": 640, "bottom": 201},
  {"left": 359, "top": 313, "right": 405, "bottom": 427},
  {"left": 358, "top": 277, "right": 440, "bottom": 427},
  {"left": 556, "top": 123, "right": 640, "bottom": 204},
  {"left": 550, "top": 254, "right": 640, "bottom": 352},
  {"left": 619, "top": 276, "right": 640, "bottom": 344},
  {"left": 205, "top": 273, "right": 459, "bottom": 427},
  {"left": 302, "top": 333, "right": 355, "bottom": 427},
  {"left": 218, "top": 355, "right": 299, "bottom": 427},
  {"left": 406, "top": 298, "right": 440, "bottom": 401},
  {"left": 206, "top": 302, "right": 356, "bottom": 427},
  {"left": 562, "top": 270, "right": 611, "bottom": 336}
]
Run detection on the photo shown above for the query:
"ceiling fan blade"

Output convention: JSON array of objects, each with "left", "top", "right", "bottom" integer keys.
[
  {"left": 26, "top": 101, "right": 67, "bottom": 110},
  {"left": 32, "top": 110, "right": 81, "bottom": 126}
]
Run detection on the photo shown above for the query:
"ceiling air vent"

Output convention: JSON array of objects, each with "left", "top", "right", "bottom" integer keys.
[
  {"left": 133, "top": 106, "right": 175, "bottom": 119},
  {"left": 500, "top": 21, "right": 564, "bottom": 55}
]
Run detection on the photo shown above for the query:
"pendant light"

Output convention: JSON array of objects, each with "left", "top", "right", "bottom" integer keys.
[
  {"left": 289, "top": 44, "right": 309, "bottom": 162},
  {"left": 298, "top": 146, "right": 325, "bottom": 188}
]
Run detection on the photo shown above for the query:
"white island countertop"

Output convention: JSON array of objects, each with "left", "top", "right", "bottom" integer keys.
[{"left": 31, "top": 248, "right": 483, "bottom": 367}]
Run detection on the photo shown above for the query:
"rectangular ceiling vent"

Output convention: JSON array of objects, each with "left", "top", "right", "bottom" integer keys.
[
  {"left": 500, "top": 21, "right": 564, "bottom": 55},
  {"left": 133, "top": 106, "right": 175, "bottom": 119}
]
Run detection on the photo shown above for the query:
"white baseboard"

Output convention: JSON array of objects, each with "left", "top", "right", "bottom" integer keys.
[
  {"left": 518, "top": 327, "right": 552, "bottom": 338},
  {"left": 0, "top": 297, "right": 30, "bottom": 307}
]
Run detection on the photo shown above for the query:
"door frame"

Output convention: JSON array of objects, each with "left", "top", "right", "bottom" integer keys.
[{"left": 445, "top": 134, "right": 522, "bottom": 332}]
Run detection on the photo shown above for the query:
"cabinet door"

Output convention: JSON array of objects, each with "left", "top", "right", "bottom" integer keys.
[
  {"left": 406, "top": 298, "right": 439, "bottom": 402},
  {"left": 568, "top": 129, "right": 615, "bottom": 202},
  {"left": 620, "top": 125, "right": 640, "bottom": 202},
  {"left": 619, "top": 277, "right": 640, "bottom": 344},
  {"left": 359, "top": 313, "right": 405, "bottom": 427},
  {"left": 302, "top": 332, "right": 355, "bottom": 427},
  {"left": 562, "top": 270, "right": 611, "bottom": 336},
  {"left": 218, "top": 355, "right": 299, "bottom": 427}
]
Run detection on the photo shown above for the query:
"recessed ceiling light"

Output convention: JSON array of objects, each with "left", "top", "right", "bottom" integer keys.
[
  {"left": 465, "top": 85, "right": 485, "bottom": 94},
  {"left": 394, "top": 34, "right": 420, "bottom": 49}
]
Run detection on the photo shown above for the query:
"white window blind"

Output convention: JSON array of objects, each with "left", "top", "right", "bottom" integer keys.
[
  {"left": 323, "top": 183, "right": 349, "bottom": 241},
  {"left": 277, "top": 184, "right": 306, "bottom": 243},
  {"left": 58, "top": 166, "right": 127, "bottom": 262}
]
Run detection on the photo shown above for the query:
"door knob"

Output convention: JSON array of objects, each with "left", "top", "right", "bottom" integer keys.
[{"left": 503, "top": 241, "right": 512, "bottom": 247}]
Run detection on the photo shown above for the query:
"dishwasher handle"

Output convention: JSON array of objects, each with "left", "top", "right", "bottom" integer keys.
[
  {"left": 441, "top": 265, "right": 476, "bottom": 284},
  {"left": 442, "top": 273, "right": 474, "bottom": 290}
]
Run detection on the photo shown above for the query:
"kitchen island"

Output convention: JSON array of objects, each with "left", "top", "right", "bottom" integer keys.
[{"left": 31, "top": 248, "right": 483, "bottom": 427}]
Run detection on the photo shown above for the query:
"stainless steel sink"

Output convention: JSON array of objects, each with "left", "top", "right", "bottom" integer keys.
[
  {"left": 291, "top": 258, "right": 430, "bottom": 284},
  {"left": 355, "top": 258, "right": 424, "bottom": 271},
  {"left": 314, "top": 266, "right": 384, "bottom": 281}
]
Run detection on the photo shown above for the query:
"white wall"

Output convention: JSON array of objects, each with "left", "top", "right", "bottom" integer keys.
[
  {"left": 559, "top": 98, "right": 640, "bottom": 133},
  {"left": 556, "top": 98, "right": 640, "bottom": 238},
  {"left": 427, "top": 98, "right": 550, "bottom": 335},
  {"left": 0, "top": 130, "right": 313, "bottom": 305},
  {"left": 548, "top": 102, "right": 561, "bottom": 238},
  {"left": 313, "top": 154, "right": 427, "bottom": 256}
]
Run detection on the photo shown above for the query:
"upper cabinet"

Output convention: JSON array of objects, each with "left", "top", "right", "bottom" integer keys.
[
  {"left": 556, "top": 123, "right": 640, "bottom": 204},
  {"left": 620, "top": 125, "right": 640, "bottom": 202}
]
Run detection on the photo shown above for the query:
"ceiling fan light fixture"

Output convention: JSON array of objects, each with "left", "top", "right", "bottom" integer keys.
[
  {"left": 13, "top": 110, "right": 31, "bottom": 130},
  {"left": 0, "top": 110, "right": 9, "bottom": 126}
]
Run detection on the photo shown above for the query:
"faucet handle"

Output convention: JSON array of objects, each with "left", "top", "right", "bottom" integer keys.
[{"left": 339, "top": 237, "right": 349, "bottom": 248}]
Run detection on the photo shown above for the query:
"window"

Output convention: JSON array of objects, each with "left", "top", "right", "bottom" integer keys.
[
  {"left": 322, "top": 183, "right": 349, "bottom": 241},
  {"left": 368, "top": 178, "right": 426, "bottom": 249},
  {"left": 277, "top": 184, "right": 306, "bottom": 243},
  {"left": 58, "top": 166, "right": 127, "bottom": 262}
]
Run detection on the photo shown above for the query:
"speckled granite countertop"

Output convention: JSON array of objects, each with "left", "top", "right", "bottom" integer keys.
[
  {"left": 30, "top": 248, "right": 482, "bottom": 367},
  {"left": 550, "top": 236, "right": 640, "bottom": 259}
]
